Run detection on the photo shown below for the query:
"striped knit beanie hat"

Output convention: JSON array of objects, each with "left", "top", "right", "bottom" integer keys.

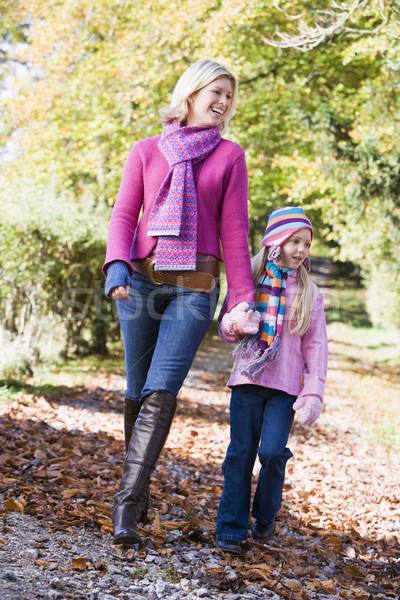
[{"left": 262, "top": 206, "right": 313, "bottom": 263}]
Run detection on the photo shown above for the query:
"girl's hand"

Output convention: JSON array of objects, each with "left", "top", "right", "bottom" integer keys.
[
  {"left": 110, "top": 285, "right": 131, "bottom": 301},
  {"left": 228, "top": 302, "right": 260, "bottom": 336},
  {"left": 293, "top": 394, "right": 323, "bottom": 427}
]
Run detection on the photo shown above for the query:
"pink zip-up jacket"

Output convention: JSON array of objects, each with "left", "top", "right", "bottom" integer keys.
[
  {"left": 103, "top": 135, "right": 255, "bottom": 312},
  {"left": 220, "top": 270, "right": 328, "bottom": 401}
]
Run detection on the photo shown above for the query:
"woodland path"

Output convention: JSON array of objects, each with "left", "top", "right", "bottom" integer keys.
[{"left": 1, "top": 259, "right": 399, "bottom": 600}]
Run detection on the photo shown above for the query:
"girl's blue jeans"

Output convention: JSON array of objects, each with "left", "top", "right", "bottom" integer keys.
[
  {"left": 115, "top": 272, "right": 220, "bottom": 402},
  {"left": 216, "top": 385, "right": 295, "bottom": 542}
]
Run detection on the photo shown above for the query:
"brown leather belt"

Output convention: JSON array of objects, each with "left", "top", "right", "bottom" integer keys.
[{"left": 132, "top": 257, "right": 219, "bottom": 292}]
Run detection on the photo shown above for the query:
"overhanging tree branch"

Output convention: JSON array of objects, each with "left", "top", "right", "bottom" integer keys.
[{"left": 262, "top": 0, "right": 391, "bottom": 51}]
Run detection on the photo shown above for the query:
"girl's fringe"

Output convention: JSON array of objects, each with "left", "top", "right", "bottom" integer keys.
[
  {"left": 233, "top": 335, "right": 281, "bottom": 381},
  {"left": 232, "top": 335, "right": 256, "bottom": 361}
]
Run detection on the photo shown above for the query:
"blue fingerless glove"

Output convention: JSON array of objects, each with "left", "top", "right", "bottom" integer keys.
[{"left": 104, "top": 261, "right": 131, "bottom": 298}]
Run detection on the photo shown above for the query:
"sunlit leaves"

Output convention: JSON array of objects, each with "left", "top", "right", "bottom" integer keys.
[{"left": 1, "top": 0, "right": 400, "bottom": 341}]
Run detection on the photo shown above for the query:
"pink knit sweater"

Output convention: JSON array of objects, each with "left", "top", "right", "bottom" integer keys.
[
  {"left": 103, "top": 135, "right": 255, "bottom": 311},
  {"left": 219, "top": 270, "right": 328, "bottom": 401}
]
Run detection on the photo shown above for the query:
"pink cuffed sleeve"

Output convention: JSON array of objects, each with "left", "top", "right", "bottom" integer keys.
[
  {"left": 102, "top": 143, "right": 144, "bottom": 275},
  {"left": 299, "top": 291, "right": 328, "bottom": 402}
]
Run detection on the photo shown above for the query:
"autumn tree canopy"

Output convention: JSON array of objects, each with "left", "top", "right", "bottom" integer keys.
[{"left": 1, "top": 0, "right": 399, "bottom": 370}]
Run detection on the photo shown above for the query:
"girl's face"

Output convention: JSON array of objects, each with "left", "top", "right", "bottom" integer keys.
[
  {"left": 276, "top": 228, "right": 312, "bottom": 270},
  {"left": 186, "top": 77, "right": 233, "bottom": 128}
]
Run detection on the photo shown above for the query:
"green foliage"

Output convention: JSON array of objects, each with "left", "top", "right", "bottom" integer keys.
[
  {"left": 1, "top": 0, "right": 399, "bottom": 373},
  {"left": 244, "top": 1, "right": 400, "bottom": 326},
  {"left": 0, "top": 176, "right": 119, "bottom": 374}
]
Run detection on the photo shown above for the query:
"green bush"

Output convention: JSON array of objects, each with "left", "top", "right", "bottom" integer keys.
[{"left": 0, "top": 179, "right": 118, "bottom": 375}]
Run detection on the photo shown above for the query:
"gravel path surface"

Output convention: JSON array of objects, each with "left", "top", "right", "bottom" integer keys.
[{"left": 2, "top": 512, "right": 277, "bottom": 600}]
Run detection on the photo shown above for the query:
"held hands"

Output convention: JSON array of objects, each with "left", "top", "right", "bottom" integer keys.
[
  {"left": 225, "top": 302, "right": 261, "bottom": 337},
  {"left": 293, "top": 395, "right": 323, "bottom": 427}
]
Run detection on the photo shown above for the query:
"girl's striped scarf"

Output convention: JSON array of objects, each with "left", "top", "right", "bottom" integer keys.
[
  {"left": 147, "top": 119, "right": 221, "bottom": 270},
  {"left": 233, "top": 261, "right": 293, "bottom": 380}
]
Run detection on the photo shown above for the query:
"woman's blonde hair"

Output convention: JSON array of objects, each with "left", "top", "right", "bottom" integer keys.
[
  {"left": 159, "top": 60, "right": 238, "bottom": 134},
  {"left": 252, "top": 247, "right": 313, "bottom": 336}
]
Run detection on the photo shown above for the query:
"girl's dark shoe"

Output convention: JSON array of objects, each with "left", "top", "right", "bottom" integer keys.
[
  {"left": 113, "top": 391, "right": 177, "bottom": 545},
  {"left": 216, "top": 539, "right": 244, "bottom": 556},
  {"left": 252, "top": 519, "right": 276, "bottom": 542}
]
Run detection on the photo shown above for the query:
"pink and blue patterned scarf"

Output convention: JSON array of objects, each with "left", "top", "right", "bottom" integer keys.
[
  {"left": 147, "top": 119, "right": 221, "bottom": 270},
  {"left": 233, "top": 261, "right": 293, "bottom": 380}
]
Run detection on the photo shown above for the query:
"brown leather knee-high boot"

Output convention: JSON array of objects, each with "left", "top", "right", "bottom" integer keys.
[
  {"left": 123, "top": 397, "right": 150, "bottom": 524},
  {"left": 113, "top": 391, "right": 177, "bottom": 545},
  {"left": 123, "top": 397, "right": 140, "bottom": 454}
]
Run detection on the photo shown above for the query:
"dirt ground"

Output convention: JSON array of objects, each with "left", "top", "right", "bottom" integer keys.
[{"left": 1, "top": 261, "right": 399, "bottom": 599}]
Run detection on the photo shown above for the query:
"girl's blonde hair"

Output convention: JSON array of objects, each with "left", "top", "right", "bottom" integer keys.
[
  {"left": 159, "top": 60, "right": 238, "bottom": 134},
  {"left": 252, "top": 247, "right": 313, "bottom": 336}
]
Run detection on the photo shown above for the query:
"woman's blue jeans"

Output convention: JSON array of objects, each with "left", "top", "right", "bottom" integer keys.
[
  {"left": 216, "top": 385, "right": 295, "bottom": 542},
  {"left": 115, "top": 272, "right": 220, "bottom": 402}
]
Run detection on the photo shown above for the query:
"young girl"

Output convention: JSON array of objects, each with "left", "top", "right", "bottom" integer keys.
[{"left": 216, "top": 206, "right": 328, "bottom": 556}]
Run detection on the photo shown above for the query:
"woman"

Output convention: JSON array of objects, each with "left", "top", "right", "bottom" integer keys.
[{"left": 103, "top": 60, "right": 257, "bottom": 545}]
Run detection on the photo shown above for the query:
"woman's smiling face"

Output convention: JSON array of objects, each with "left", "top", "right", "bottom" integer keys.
[{"left": 186, "top": 76, "right": 233, "bottom": 128}]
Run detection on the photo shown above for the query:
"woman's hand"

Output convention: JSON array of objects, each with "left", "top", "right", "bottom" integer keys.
[
  {"left": 105, "top": 261, "right": 131, "bottom": 299},
  {"left": 220, "top": 311, "right": 241, "bottom": 343},
  {"left": 110, "top": 285, "right": 131, "bottom": 301}
]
